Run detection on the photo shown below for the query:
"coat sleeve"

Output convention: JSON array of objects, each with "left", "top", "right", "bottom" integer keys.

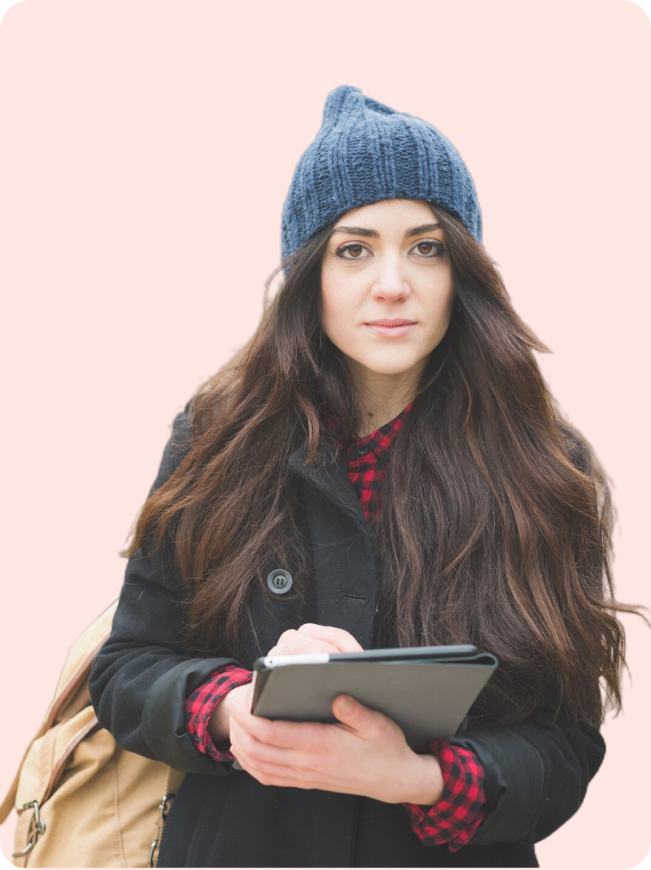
[
  {"left": 448, "top": 427, "right": 606, "bottom": 846},
  {"left": 185, "top": 666, "right": 254, "bottom": 761},
  {"left": 449, "top": 704, "right": 605, "bottom": 845},
  {"left": 89, "top": 406, "right": 246, "bottom": 776}
]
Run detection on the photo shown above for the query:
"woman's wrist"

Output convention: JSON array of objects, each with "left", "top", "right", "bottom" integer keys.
[
  {"left": 207, "top": 693, "right": 232, "bottom": 745},
  {"left": 398, "top": 751, "right": 445, "bottom": 806}
]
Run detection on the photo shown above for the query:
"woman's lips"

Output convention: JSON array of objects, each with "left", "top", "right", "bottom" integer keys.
[{"left": 364, "top": 323, "right": 416, "bottom": 338}]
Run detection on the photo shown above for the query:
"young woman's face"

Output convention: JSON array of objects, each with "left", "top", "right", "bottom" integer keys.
[{"left": 320, "top": 198, "right": 455, "bottom": 387}]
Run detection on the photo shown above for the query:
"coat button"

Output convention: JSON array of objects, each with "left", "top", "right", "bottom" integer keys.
[
  {"left": 267, "top": 569, "right": 293, "bottom": 595},
  {"left": 355, "top": 443, "right": 369, "bottom": 455}
]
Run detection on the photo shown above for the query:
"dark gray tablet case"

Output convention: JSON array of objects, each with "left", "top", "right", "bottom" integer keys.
[{"left": 249, "top": 645, "right": 498, "bottom": 747}]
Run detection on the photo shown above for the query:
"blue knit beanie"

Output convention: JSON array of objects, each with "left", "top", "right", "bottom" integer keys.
[{"left": 281, "top": 85, "right": 482, "bottom": 273}]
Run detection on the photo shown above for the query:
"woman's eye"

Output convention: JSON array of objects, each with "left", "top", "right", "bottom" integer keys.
[
  {"left": 335, "top": 243, "right": 367, "bottom": 259},
  {"left": 334, "top": 240, "right": 445, "bottom": 260},
  {"left": 413, "top": 240, "right": 445, "bottom": 257}
]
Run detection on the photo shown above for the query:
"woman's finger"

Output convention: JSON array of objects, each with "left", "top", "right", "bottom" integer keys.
[
  {"left": 230, "top": 718, "right": 304, "bottom": 768},
  {"left": 267, "top": 630, "right": 340, "bottom": 657},
  {"left": 229, "top": 702, "right": 328, "bottom": 750},
  {"left": 296, "top": 623, "right": 364, "bottom": 652}
]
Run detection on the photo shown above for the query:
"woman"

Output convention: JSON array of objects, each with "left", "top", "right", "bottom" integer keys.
[{"left": 89, "top": 85, "right": 646, "bottom": 868}]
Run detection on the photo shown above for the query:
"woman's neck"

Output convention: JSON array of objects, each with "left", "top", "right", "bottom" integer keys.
[
  {"left": 345, "top": 357, "right": 422, "bottom": 437},
  {"left": 354, "top": 386, "right": 417, "bottom": 438}
]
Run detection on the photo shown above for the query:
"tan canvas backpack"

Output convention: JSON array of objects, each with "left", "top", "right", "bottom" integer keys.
[{"left": 0, "top": 600, "right": 185, "bottom": 868}]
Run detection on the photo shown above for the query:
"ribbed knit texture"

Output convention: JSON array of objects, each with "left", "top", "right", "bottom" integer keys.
[{"left": 281, "top": 84, "right": 482, "bottom": 273}]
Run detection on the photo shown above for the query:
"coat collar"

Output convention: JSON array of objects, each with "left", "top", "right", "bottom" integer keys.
[
  {"left": 287, "top": 440, "right": 370, "bottom": 539},
  {"left": 287, "top": 439, "right": 379, "bottom": 649},
  {"left": 287, "top": 384, "right": 409, "bottom": 525}
]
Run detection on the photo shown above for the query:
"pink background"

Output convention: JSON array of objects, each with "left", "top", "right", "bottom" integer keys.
[{"left": 1, "top": 1, "right": 649, "bottom": 867}]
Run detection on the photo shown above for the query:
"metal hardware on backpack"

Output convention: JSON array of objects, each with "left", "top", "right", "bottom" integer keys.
[
  {"left": 0, "top": 601, "right": 186, "bottom": 868},
  {"left": 149, "top": 791, "right": 178, "bottom": 868},
  {"left": 11, "top": 800, "right": 46, "bottom": 858}
]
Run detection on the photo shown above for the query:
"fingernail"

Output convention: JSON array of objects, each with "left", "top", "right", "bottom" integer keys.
[{"left": 338, "top": 695, "right": 353, "bottom": 713}]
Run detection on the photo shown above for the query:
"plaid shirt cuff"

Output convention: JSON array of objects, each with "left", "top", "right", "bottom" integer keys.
[
  {"left": 184, "top": 665, "right": 253, "bottom": 762},
  {"left": 401, "top": 738, "right": 486, "bottom": 852}
]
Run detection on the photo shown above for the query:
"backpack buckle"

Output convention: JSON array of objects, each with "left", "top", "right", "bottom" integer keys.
[
  {"left": 148, "top": 792, "right": 177, "bottom": 867},
  {"left": 12, "top": 800, "right": 47, "bottom": 857},
  {"left": 159, "top": 791, "right": 176, "bottom": 820}
]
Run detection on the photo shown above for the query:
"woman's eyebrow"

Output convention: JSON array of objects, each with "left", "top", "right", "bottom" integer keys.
[{"left": 331, "top": 222, "right": 441, "bottom": 239}]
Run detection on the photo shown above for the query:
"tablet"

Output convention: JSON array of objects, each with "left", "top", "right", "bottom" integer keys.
[{"left": 248, "top": 643, "right": 498, "bottom": 748}]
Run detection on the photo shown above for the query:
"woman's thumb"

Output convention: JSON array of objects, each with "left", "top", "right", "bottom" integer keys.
[{"left": 333, "top": 694, "right": 360, "bottom": 723}]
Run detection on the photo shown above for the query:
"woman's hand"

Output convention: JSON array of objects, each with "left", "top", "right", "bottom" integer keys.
[
  {"left": 266, "top": 622, "right": 365, "bottom": 656},
  {"left": 227, "top": 688, "right": 444, "bottom": 806},
  {"left": 208, "top": 681, "right": 254, "bottom": 745},
  {"left": 210, "top": 623, "right": 362, "bottom": 745}
]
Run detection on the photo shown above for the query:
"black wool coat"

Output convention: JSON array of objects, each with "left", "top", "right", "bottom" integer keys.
[{"left": 89, "top": 406, "right": 606, "bottom": 868}]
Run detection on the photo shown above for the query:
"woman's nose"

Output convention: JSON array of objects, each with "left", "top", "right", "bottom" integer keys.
[{"left": 371, "top": 256, "right": 410, "bottom": 300}]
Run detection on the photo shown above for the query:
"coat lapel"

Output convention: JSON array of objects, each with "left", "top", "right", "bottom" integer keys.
[{"left": 288, "top": 441, "right": 379, "bottom": 650}]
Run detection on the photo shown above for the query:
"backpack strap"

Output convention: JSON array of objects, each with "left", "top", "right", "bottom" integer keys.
[
  {"left": 0, "top": 601, "right": 119, "bottom": 828},
  {"left": 0, "top": 765, "right": 22, "bottom": 826}
]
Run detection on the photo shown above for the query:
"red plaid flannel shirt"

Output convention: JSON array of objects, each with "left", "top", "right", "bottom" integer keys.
[{"left": 185, "top": 398, "right": 487, "bottom": 852}]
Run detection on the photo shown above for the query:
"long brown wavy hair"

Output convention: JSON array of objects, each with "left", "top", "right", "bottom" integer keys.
[{"left": 124, "top": 201, "right": 649, "bottom": 731}]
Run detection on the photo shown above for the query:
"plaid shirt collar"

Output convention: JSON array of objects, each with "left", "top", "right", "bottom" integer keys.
[{"left": 317, "top": 393, "right": 414, "bottom": 468}]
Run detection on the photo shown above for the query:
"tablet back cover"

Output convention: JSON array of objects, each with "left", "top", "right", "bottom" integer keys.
[{"left": 252, "top": 660, "right": 496, "bottom": 745}]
